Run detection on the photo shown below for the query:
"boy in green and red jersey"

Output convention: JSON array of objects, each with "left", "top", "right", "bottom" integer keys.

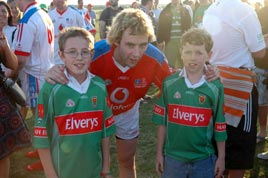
[
  {"left": 152, "top": 28, "right": 227, "bottom": 178},
  {"left": 33, "top": 27, "right": 115, "bottom": 178}
]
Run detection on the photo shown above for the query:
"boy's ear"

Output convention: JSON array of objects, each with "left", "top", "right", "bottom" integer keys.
[
  {"left": 208, "top": 51, "right": 212, "bottom": 60},
  {"left": 58, "top": 51, "right": 65, "bottom": 62}
]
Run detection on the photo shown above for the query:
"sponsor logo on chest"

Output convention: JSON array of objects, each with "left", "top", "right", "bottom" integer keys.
[
  {"left": 55, "top": 111, "right": 103, "bottom": 135},
  {"left": 168, "top": 104, "right": 212, "bottom": 127}
]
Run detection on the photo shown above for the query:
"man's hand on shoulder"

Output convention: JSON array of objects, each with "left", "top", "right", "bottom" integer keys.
[
  {"left": 45, "top": 65, "right": 68, "bottom": 84},
  {"left": 204, "top": 62, "right": 219, "bottom": 82}
]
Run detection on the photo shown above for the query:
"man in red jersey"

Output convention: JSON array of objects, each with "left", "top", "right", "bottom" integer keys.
[{"left": 45, "top": 8, "right": 217, "bottom": 178}]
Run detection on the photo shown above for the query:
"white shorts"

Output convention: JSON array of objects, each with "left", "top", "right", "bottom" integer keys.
[
  {"left": 114, "top": 100, "right": 141, "bottom": 140},
  {"left": 255, "top": 68, "right": 268, "bottom": 106},
  {"left": 19, "top": 71, "right": 44, "bottom": 108}
]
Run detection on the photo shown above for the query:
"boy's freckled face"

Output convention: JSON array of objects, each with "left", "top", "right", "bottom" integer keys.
[{"left": 181, "top": 43, "right": 211, "bottom": 75}]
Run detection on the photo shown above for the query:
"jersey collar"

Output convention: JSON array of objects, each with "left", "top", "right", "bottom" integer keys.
[{"left": 24, "top": 1, "right": 37, "bottom": 13}]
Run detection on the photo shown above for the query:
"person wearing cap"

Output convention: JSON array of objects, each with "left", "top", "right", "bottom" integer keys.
[
  {"left": 86, "top": 3, "right": 96, "bottom": 27},
  {"left": 106, "top": 1, "right": 111, "bottom": 7}
]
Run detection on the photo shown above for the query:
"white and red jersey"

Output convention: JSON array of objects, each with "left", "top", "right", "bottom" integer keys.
[
  {"left": 49, "top": 6, "right": 86, "bottom": 64},
  {"left": 14, "top": 2, "right": 54, "bottom": 79},
  {"left": 203, "top": 0, "right": 266, "bottom": 68},
  {"left": 90, "top": 40, "right": 171, "bottom": 115}
]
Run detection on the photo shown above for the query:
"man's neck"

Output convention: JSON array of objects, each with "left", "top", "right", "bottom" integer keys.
[{"left": 57, "top": 6, "right": 68, "bottom": 13}]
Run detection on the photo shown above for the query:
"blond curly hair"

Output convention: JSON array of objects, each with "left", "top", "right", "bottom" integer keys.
[{"left": 107, "top": 8, "right": 155, "bottom": 45}]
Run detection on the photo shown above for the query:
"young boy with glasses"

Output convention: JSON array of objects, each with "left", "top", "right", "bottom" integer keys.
[{"left": 33, "top": 27, "right": 115, "bottom": 178}]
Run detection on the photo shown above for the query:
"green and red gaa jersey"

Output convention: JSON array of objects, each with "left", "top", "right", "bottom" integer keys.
[
  {"left": 152, "top": 73, "right": 227, "bottom": 162},
  {"left": 33, "top": 75, "right": 115, "bottom": 178}
]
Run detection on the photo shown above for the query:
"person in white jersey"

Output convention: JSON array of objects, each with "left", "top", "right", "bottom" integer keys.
[
  {"left": 77, "top": 0, "right": 87, "bottom": 16},
  {"left": 49, "top": 0, "right": 85, "bottom": 64},
  {"left": 8, "top": 0, "right": 55, "bottom": 172},
  {"left": 203, "top": 0, "right": 266, "bottom": 178},
  {"left": 11, "top": 0, "right": 54, "bottom": 118}
]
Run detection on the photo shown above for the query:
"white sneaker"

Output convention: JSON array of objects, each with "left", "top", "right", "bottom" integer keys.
[{"left": 257, "top": 151, "right": 268, "bottom": 160}]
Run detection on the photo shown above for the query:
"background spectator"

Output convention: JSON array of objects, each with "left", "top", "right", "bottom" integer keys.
[
  {"left": 203, "top": 0, "right": 266, "bottom": 177},
  {"left": 156, "top": 0, "right": 191, "bottom": 70},
  {"left": 49, "top": 0, "right": 85, "bottom": 64},
  {"left": 99, "top": 0, "right": 123, "bottom": 39},
  {"left": 86, "top": 3, "right": 96, "bottom": 27},
  {"left": 7, "top": 0, "right": 22, "bottom": 26}
]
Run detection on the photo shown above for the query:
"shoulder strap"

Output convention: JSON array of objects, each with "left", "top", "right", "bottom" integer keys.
[{"left": 19, "top": 7, "right": 40, "bottom": 23}]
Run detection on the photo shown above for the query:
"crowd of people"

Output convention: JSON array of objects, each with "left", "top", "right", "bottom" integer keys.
[{"left": 0, "top": 0, "right": 267, "bottom": 178}]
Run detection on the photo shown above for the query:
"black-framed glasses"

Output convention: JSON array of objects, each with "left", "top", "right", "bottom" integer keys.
[{"left": 63, "top": 49, "right": 94, "bottom": 59}]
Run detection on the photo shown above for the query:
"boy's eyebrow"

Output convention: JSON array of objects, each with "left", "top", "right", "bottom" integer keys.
[
  {"left": 140, "top": 42, "right": 148, "bottom": 46},
  {"left": 126, "top": 42, "right": 148, "bottom": 46}
]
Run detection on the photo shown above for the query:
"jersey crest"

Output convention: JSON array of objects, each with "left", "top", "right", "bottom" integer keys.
[
  {"left": 66, "top": 99, "right": 75, "bottom": 107},
  {"left": 199, "top": 95, "right": 206, "bottom": 104},
  {"left": 91, "top": 96, "right": 97, "bottom": 107}
]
